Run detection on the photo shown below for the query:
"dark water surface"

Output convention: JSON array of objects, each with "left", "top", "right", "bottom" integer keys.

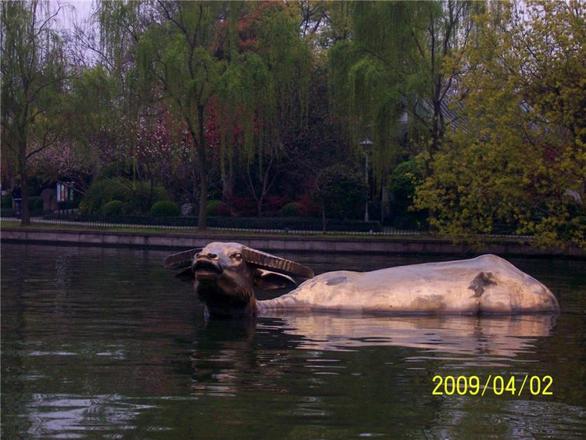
[{"left": 2, "top": 243, "right": 585, "bottom": 440}]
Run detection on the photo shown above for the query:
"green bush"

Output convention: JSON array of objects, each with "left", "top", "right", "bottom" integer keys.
[
  {"left": 124, "top": 182, "right": 169, "bottom": 215},
  {"left": 315, "top": 165, "right": 367, "bottom": 219},
  {"left": 279, "top": 202, "right": 304, "bottom": 217},
  {"left": 387, "top": 159, "right": 427, "bottom": 228},
  {"left": 206, "top": 199, "right": 230, "bottom": 216},
  {"left": 101, "top": 200, "right": 125, "bottom": 216},
  {"left": 80, "top": 178, "right": 169, "bottom": 215},
  {"left": 388, "top": 159, "right": 423, "bottom": 200},
  {"left": 80, "top": 178, "right": 131, "bottom": 214},
  {"left": 151, "top": 200, "right": 179, "bottom": 217}
]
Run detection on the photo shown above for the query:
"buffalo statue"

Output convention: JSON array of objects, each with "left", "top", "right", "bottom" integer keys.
[{"left": 164, "top": 242, "right": 559, "bottom": 318}]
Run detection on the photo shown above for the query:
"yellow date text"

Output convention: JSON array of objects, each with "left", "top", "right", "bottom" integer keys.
[{"left": 431, "top": 375, "right": 553, "bottom": 397}]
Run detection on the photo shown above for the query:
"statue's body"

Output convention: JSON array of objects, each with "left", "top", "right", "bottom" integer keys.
[
  {"left": 258, "top": 254, "right": 558, "bottom": 315},
  {"left": 165, "top": 242, "right": 559, "bottom": 318}
]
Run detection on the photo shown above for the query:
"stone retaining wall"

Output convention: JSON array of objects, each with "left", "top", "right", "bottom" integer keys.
[{"left": 2, "top": 228, "right": 584, "bottom": 258}]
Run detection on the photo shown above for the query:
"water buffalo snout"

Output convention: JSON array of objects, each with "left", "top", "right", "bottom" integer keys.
[{"left": 193, "top": 258, "right": 222, "bottom": 281}]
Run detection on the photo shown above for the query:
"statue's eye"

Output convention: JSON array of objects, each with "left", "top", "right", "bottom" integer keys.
[{"left": 231, "top": 253, "right": 242, "bottom": 260}]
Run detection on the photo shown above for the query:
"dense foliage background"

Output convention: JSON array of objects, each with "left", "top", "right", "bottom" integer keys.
[{"left": 1, "top": 0, "right": 584, "bottom": 247}]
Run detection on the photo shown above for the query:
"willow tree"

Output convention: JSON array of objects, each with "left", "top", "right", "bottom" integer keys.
[
  {"left": 1, "top": 0, "right": 68, "bottom": 225},
  {"left": 137, "top": 1, "right": 226, "bottom": 229},
  {"left": 64, "top": 66, "right": 121, "bottom": 177},
  {"left": 215, "top": 2, "right": 312, "bottom": 216},
  {"left": 328, "top": 1, "right": 431, "bottom": 221},
  {"left": 91, "top": 1, "right": 148, "bottom": 182}
]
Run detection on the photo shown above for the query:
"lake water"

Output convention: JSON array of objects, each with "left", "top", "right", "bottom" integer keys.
[{"left": 2, "top": 243, "right": 585, "bottom": 439}]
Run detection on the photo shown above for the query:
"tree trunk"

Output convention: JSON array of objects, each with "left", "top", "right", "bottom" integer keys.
[
  {"left": 18, "top": 140, "right": 30, "bottom": 226},
  {"left": 198, "top": 169, "right": 208, "bottom": 229},
  {"left": 196, "top": 105, "right": 208, "bottom": 230},
  {"left": 149, "top": 177, "right": 154, "bottom": 212},
  {"left": 256, "top": 198, "right": 263, "bottom": 217},
  {"left": 221, "top": 156, "right": 234, "bottom": 201},
  {"left": 381, "top": 181, "right": 389, "bottom": 224}
]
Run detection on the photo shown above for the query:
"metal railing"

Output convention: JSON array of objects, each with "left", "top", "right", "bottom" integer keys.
[
  {"left": 2, "top": 214, "right": 534, "bottom": 241},
  {"left": 2, "top": 213, "right": 429, "bottom": 236}
]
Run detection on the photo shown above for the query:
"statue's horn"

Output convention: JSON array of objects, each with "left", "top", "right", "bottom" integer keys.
[
  {"left": 163, "top": 248, "right": 202, "bottom": 270},
  {"left": 242, "top": 247, "right": 314, "bottom": 279}
]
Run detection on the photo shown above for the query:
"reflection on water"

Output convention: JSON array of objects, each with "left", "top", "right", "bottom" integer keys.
[
  {"left": 269, "top": 314, "right": 556, "bottom": 361},
  {"left": 26, "top": 394, "right": 158, "bottom": 439},
  {"left": 2, "top": 244, "right": 585, "bottom": 439}
]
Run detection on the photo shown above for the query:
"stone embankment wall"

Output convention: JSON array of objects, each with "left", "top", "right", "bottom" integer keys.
[{"left": 2, "top": 228, "right": 584, "bottom": 258}]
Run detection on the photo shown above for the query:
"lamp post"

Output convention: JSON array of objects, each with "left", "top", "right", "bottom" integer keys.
[{"left": 360, "top": 138, "right": 373, "bottom": 222}]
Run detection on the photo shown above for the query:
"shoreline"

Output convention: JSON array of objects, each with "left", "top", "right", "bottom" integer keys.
[{"left": 2, "top": 226, "right": 584, "bottom": 258}]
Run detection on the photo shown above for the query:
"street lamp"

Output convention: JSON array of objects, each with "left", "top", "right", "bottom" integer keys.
[{"left": 360, "top": 138, "right": 373, "bottom": 222}]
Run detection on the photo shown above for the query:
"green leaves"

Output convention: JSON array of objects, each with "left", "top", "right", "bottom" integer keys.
[
  {"left": 328, "top": 1, "right": 432, "bottom": 180},
  {"left": 414, "top": 0, "right": 586, "bottom": 248}
]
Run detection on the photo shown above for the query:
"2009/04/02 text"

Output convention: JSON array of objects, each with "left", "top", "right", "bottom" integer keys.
[{"left": 432, "top": 375, "right": 553, "bottom": 397}]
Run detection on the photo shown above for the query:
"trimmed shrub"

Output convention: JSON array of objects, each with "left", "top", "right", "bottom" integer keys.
[
  {"left": 124, "top": 182, "right": 169, "bottom": 215},
  {"left": 206, "top": 199, "right": 231, "bottom": 217},
  {"left": 151, "top": 200, "right": 179, "bottom": 217},
  {"left": 80, "top": 177, "right": 169, "bottom": 215},
  {"left": 279, "top": 202, "right": 304, "bottom": 217},
  {"left": 80, "top": 178, "right": 131, "bottom": 214},
  {"left": 101, "top": 200, "right": 125, "bottom": 216}
]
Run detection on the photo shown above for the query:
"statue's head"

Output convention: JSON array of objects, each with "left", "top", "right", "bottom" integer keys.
[{"left": 165, "top": 242, "right": 314, "bottom": 318}]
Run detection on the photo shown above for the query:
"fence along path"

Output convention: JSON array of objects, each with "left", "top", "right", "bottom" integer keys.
[{"left": 2, "top": 216, "right": 535, "bottom": 241}]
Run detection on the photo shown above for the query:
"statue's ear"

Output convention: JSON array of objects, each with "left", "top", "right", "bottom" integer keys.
[
  {"left": 175, "top": 267, "right": 195, "bottom": 283},
  {"left": 254, "top": 269, "right": 297, "bottom": 291}
]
